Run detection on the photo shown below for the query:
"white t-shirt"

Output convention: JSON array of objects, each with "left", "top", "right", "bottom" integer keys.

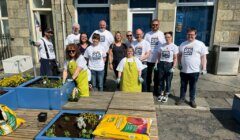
[
  {"left": 63, "top": 55, "right": 88, "bottom": 70},
  {"left": 65, "top": 33, "right": 80, "bottom": 46},
  {"left": 144, "top": 30, "right": 166, "bottom": 63},
  {"left": 179, "top": 39, "right": 209, "bottom": 73},
  {"left": 116, "top": 57, "right": 144, "bottom": 72},
  {"left": 89, "top": 29, "right": 114, "bottom": 52},
  {"left": 37, "top": 38, "right": 56, "bottom": 59},
  {"left": 158, "top": 43, "right": 179, "bottom": 63},
  {"left": 132, "top": 39, "right": 151, "bottom": 62},
  {"left": 84, "top": 44, "right": 106, "bottom": 71}
]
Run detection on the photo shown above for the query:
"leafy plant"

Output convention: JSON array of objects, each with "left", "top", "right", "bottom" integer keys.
[
  {"left": 64, "top": 130, "right": 71, "bottom": 137},
  {"left": 0, "top": 74, "right": 27, "bottom": 87},
  {"left": 45, "top": 125, "right": 56, "bottom": 137},
  {"left": 68, "top": 88, "right": 80, "bottom": 102},
  {"left": 41, "top": 76, "right": 62, "bottom": 88}
]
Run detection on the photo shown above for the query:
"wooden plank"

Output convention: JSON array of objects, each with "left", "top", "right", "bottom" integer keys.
[
  {"left": 106, "top": 109, "right": 159, "bottom": 140},
  {"left": 63, "top": 92, "right": 114, "bottom": 111},
  {"left": 109, "top": 92, "right": 155, "bottom": 111},
  {"left": 0, "top": 109, "right": 58, "bottom": 140}
]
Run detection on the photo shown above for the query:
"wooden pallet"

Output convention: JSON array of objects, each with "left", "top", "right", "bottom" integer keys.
[
  {"left": 109, "top": 92, "right": 155, "bottom": 112},
  {"left": 63, "top": 92, "right": 114, "bottom": 111},
  {"left": 0, "top": 109, "right": 59, "bottom": 140}
]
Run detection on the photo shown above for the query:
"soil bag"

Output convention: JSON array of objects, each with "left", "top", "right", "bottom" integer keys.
[
  {"left": 93, "top": 114, "right": 152, "bottom": 140},
  {"left": 0, "top": 104, "right": 25, "bottom": 135}
]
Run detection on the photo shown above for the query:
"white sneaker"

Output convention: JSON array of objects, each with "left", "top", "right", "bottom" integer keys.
[
  {"left": 157, "top": 95, "right": 164, "bottom": 102},
  {"left": 161, "top": 95, "right": 168, "bottom": 103}
]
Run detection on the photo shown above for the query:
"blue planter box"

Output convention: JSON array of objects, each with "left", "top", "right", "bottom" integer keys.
[
  {"left": 16, "top": 76, "right": 75, "bottom": 110},
  {"left": 0, "top": 90, "right": 17, "bottom": 109},
  {"left": 232, "top": 94, "right": 240, "bottom": 123},
  {"left": 35, "top": 110, "right": 105, "bottom": 140}
]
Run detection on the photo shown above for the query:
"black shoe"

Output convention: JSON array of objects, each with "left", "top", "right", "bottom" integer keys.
[
  {"left": 175, "top": 98, "right": 185, "bottom": 105},
  {"left": 190, "top": 101, "right": 197, "bottom": 108}
]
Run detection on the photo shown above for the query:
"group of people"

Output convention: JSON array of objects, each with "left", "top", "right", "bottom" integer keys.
[{"left": 32, "top": 19, "right": 208, "bottom": 108}]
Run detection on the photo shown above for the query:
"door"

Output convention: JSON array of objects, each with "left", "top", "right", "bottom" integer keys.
[
  {"left": 175, "top": 6, "right": 214, "bottom": 46},
  {"left": 132, "top": 13, "right": 152, "bottom": 35}
]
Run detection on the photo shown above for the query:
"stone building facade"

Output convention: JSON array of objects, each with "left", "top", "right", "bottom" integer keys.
[{"left": 2, "top": 0, "right": 240, "bottom": 73}]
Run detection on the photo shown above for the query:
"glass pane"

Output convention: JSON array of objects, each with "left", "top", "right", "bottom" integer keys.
[
  {"left": 132, "top": 14, "right": 152, "bottom": 35},
  {"left": 179, "top": 0, "right": 214, "bottom": 2},
  {"left": 2, "top": 20, "right": 9, "bottom": 34},
  {"left": 77, "top": 7, "right": 109, "bottom": 37},
  {"left": 0, "top": 0, "right": 8, "bottom": 17},
  {"left": 78, "top": 0, "right": 108, "bottom": 4},
  {"left": 32, "top": 0, "right": 51, "bottom": 8},
  {"left": 130, "top": 0, "right": 156, "bottom": 8},
  {"left": 174, "top": 6, "right": 214, "bottom": 46}
]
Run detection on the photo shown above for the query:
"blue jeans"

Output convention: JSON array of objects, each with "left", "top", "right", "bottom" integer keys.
[
  {"left": 157, "top": 61, "right": 173, "bottom": 96},
  {"left": 180, "top": 72, "right": 200, "bottom": 101},
  {"left": 91, "top": 70, "right": 104, "bottom": 91}
]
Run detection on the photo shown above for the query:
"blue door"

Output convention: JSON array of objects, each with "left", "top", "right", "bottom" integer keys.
[
  {"left": 175, "top": 6, "right": 214, "bottom": 46},
  {"left": 77, "top": 7, "right": 110, "bottom": 36},
  {"left": 132, "top": 13, "right": 152, "bottom": 35}
]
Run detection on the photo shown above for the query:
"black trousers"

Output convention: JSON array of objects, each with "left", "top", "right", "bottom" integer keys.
[
  {"left": 103, "top": 53, "right": 109, "bottom": 85},
  {"left": 158, "top": 61, "right": 173, "bottom": 96},
  {"left": 147, "top": 62, "right": 159, "bottom": 94},
  {"left": 40, "top": 58, "right": 59, "bottom": 76}
]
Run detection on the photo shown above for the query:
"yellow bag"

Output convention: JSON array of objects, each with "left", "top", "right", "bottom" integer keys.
[
  {"left": 0, "top": 104, "right": 25, "bottom": 135},
  {"left": 93, "top": 114, "right": 152, "bottom": 140}
]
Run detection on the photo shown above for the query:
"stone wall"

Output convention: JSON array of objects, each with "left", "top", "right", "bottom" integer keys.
[
  {"left": 7, "top": 0, "right": 30, "bottom": 56},
  {"left": 157, "top": 0, "right": 176, "bottom": 33},
  {"left": 109, "top": 0, "right": 128, "bottom": 38},
  {"left": 213, "top": 0, "right": 240, "bottom": 73}
]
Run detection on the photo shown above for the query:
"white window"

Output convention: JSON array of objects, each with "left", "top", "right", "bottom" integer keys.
[{"left": 0, "top": 0, "right": 9, "bottom": 34}]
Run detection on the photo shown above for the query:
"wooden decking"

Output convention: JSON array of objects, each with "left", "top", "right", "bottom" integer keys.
[
  {"left": 0, "top": 92, "right": 159, "bottom": 140},
  {"left": 0, "top": 109, "right": 58, "bottom": 140}
]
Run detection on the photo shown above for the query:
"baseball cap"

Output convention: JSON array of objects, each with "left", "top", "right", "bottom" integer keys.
[{"left": 44, "top": 28, "right": 54, "bottom": 34}]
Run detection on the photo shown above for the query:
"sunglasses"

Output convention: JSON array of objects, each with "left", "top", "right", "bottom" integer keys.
[
  {"left": 152, "top": 24, "right": 159, "bottom": 26},
  {"left": 127, "top": 35, "right": 132, "bottom": 37},
  {"left": 67, "top": 50, "right": 76, "bottom": 53}
]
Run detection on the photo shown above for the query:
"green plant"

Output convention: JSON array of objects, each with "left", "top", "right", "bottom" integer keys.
[
  {"left": 68, "top": 88, "right": 80, "bottom": 102},
  {"left": 0, "top": 74, "right": 27, "bottom": 87},
  {"left": 45, "top": 125, "right": 56, "bottom": 137},
  {"left": 41, "top": 76, "right": 62, "bottom": 88},
  {"left": 64, "top": 130, "right": 71, "bottom": 137}
]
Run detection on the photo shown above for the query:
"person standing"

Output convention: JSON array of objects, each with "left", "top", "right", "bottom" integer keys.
[
  {"left": 125, "top": 31, "right": 135, "bottom": 48},
  {"left": 144, "top": 19, "right": 166, "bottom": 94},
  {"left": 116, "top": 47, "right": 144, "bottom": 92},
  {"left": 89, "top": 20, "right": 114, "bottom": 86},
  {"left": 84, "top": 33, "right": 106, "bottom": 91},
  {"left": 109, "top": 31, "right": 127, "bottom": 77},
  {"left": 156, "top": 31, "right": 178, "bottom": 102},
  {"left": 176, "top": 27, "right": 208, "bottom": 108},
  {"left": 65, "top": 23, "right": 81, "bottom": 46},
  {"left": 132, "top": 29, "right": 151, "bottom": 92},
  {"left": 77, "top": 32, "right": 90, "bottom": 55},
  {"left": 33, "top": 28, "right": 58, "bottom": 76},
  {"left": 62, "top": 44, "right": 89, "bottom": 97}
]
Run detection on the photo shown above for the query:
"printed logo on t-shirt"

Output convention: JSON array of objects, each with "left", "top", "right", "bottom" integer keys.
[
  {"left": 134, "top": 47, "right": 142, "bottom": 58},
  {"left": 162, "top": 51, "right": 170, "bottom": 59},
  {"left": 48, "top": 45, "right": 54, "bottom": 53},
  {"left": 184, "top": 47, "right": 193, "bottom": 56},
  {"left": 92, "top": 51, "right": 102, "bottom": 60},
  {"left": 100, "top": 35, "right": 105, "bottom": 42},
  {"left": 151, "top": 37, "right": 159, "bottom": 46},
  {"left": 74, "top": 39, "right": 79, "bottom": 44}
]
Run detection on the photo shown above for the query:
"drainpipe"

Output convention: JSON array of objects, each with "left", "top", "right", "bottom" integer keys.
[{"left": 61, "top": 0, "right": 66, "bottom": 61}]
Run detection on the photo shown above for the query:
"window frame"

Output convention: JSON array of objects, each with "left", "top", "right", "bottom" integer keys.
[
  {"left": 127, "top": 0, "right": 157, "bottom": 32},
  {"left": 177, "top": 0, "right": 215, "bottom": 7},
  {"left": 0, "top": 0, "right": 9, "bottom": 35}
]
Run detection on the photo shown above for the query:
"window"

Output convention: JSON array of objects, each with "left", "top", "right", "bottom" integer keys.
[
  {"left": 0, "top": 0, "right": 9, "bottom": 34},
  {"left": 130, "top": 0, "right": 156, "bottom": 8},
  {"left": 132, "top": 14, "right": 152, "bottom": 34},
  {"left": 78, "top": 0, "right": 108, "bottom": 4},
  {"left": 179, "top": 0, "right": 214, "bottom": 2}
]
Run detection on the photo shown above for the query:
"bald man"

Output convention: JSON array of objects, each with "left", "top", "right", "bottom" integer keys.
[
  {"left": 89, "top": 20, "right": 114, "bottom": 86},
  {"left": 132, "top": 29, "right": 151, "bottom": 92},
  {"left": 65, "top": 23, "right": 80, "bottom": 47}
]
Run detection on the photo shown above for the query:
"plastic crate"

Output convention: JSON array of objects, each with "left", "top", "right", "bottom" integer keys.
[
  {"left": 35, "top": 110, "right": 105, "bottom": 140},
  {"left": 16, "top": 76, "right": 75, "bottom": 110}
]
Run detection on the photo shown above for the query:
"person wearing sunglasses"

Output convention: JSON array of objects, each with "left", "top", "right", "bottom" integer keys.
[
  {"left": 84, "top": 33, "right": 106, "bottom": 91},
  {"left": 116, "top": 47, "right": 144, "bottom": 92},
  {"left": 125, "top": 31, "right": 135, "bottom": 48},
  {"left": 62, "top": 44, "right": 89, "bottom": 97},
  {"left": 156, "top": 31, "right": 178, "bottom": 103},
  {"left": 144, "top": 19, "right": 166, "bottom": 94},
  {"left": 176, "top": 27, "right": 208, "bottom": 108},
  {"left": 31, "top": 28, "right": 59, "bottom": 76}
]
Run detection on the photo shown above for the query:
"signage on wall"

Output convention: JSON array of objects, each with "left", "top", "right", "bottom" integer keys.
[{"left": 176, "top": 13, "right": 184, "bottom": 32}]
